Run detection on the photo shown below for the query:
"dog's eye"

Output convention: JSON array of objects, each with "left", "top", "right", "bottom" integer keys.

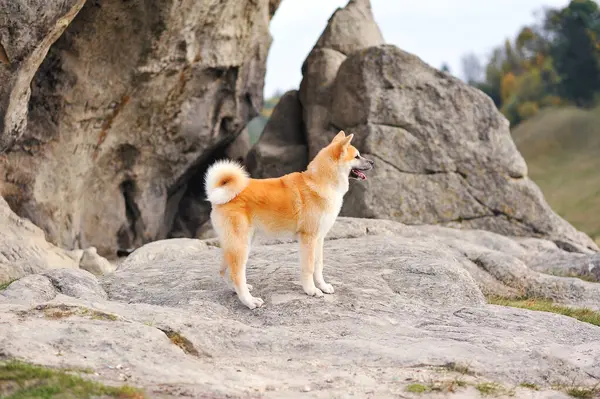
[{"left": 354, "top": 155, "right": 360, "bottom": 159}]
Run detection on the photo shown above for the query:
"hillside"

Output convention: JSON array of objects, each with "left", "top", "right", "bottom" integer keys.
[{"left": 512, "top": 106, "right": 600, "bottom": 245}]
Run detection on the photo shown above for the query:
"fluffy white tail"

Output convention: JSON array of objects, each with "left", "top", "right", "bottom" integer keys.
[{"left": 204, "top": 159, "right": 250, "bottom": 205}]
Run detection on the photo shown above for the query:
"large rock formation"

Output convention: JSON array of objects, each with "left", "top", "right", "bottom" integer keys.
[
  {"left": 246, "top": 90, "right": 308, "bottom": 178},
  {"left": 248, "top": 0, "right": 598, "bottom": 253},
  {"left": 0, "top": 197, "right": 113, "bottom": 283},
  {"left": 0, "top": 0, "right": 281, "bottom": 257},
  {"left": 299, "top": 0, "right": 384, "bottom": 161},
  {"left": 1, "top": 218, "right": 599, "bottom": 398}
]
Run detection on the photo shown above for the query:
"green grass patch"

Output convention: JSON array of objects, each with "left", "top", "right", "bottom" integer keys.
[
  {"left": 406, "top": 383, "right": 428, "bottom": 393},
  {"left": 35, "top": 304, "right": 120, "bottom": 322},
  {"left": 0, "top": 360, "right": 144, "bottom": 398},
  {"left": 520, "top": 382, "right": 540, "bottom": 390},
  {"left": 0, "top": 279, "right": 16, "bottom": 291},
  {"left": 476, "top": 382, "right": 504, "bottom": 396},
  {"left": 566, "top": 386, "right": 600, "bottom": 399},
  {"left": 404, "top": 379, "right": 468, "bottom": 395},
  {"left": 488, "top": 297, "right": 600, "bottom": 327}
]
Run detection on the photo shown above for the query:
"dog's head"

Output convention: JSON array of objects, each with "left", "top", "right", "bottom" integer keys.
[{"left": 325, "top": 130, "right": 374, "bottom": 181}]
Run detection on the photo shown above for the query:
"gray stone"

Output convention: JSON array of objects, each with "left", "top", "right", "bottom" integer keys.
[
  {"left": 225, "top": 127, "right": 251, "bottom": 164},
  {"left": 246, "top": 90, "right": 308, "bottom": 178},
  {"left": 328, "top": 45, "right": 597, "bottom": 252},
  {"left": 0, "top": 196, "right": 78, "bottom": 283},
  {"left": 299, "top": 0, "right": 383, "bottom": 161},
  {"left": 1, "top": 268, "right": 106, "bottom": 304},
  {"left": 0, "top": 0, "right": 281, "bottom": 257},
  {"left": 0, "top": 197, "right": 114, "bottom": 283},
  {"left": 0, "top": 0, "right": 86, "bottom": 150},
  {"left": 1, "top": 218, "right": 599, "bottom": 398}
]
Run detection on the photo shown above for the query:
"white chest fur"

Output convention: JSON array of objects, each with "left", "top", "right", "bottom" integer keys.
[{"left": 318, "top": 193, "right": 344, "bottom": 236}]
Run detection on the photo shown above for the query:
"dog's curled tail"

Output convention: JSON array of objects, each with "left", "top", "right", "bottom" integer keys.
[{"left": 204, "top": 159, "right": 250, "bottom": 205}]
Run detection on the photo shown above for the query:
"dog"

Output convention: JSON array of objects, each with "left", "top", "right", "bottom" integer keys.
[{"left": 204, "top": 130, "right": 374, "bottom": 309}]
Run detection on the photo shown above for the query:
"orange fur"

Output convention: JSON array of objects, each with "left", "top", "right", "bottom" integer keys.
[{"left": 204, "top": 130, "right": 374, "bottom": 309}]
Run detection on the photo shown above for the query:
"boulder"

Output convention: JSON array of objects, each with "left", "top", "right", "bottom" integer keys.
[
  {"left": 0, "top": 0, "right": 281, "bottom": 257},
  {"left": 246, "top": 90, "right": 308, "bottom": 178},
  {"left": 0, "top": 0, "right": 86, "bottom": 150},
  {"left": 1, "top": 218, "right": 599, "bottom": 398},
  {"left": 0, "top": 196, "right": 113, "bottom": 283},
  {"left": 299, "top": 0, "right": 384, "bottom": 161},
  {"left": 252, "top": 0, "right": 597, "bottom": 252},
  {"left": 330, "top": 45, "right": 597, "bottom": 252}
]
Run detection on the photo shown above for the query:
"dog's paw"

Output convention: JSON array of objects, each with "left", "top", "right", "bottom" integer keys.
[
  {"left": 317, "top": 283, "right": 334, "bottom": 294},
  {"left": 304, "top": 286, "right": 324, "bottom": 297},
  {"left": 242, "top": 295, "right": 264, "bottom": 310}
]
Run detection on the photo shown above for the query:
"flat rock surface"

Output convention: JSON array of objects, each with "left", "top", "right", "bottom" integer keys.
[{"left": 1, "top": 218, "right": 598, "bottom": 398}]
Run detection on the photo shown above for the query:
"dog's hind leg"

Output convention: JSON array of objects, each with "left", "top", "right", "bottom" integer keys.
[
  {"left": 314, "top": 236, "right": 334, "bottom": 294},
  {"left": 222, "top": 225, "right": 263, "bottom": 309},
  {"left": 299, "top": 233, "right": 324, "bottom": 297}
]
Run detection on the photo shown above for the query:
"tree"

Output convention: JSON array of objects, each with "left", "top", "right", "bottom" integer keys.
[
  {"left": 461, "top": 53, "right": 484, "bottom": 84},
  {"left": 460, "top": 0, "right": 600, "bottom": 126},
  {"left": 544, "top": 0, "right": 600, "bottom": 107},
  {"left": 440, "top": 63, "right": 451, "bottom": 74}
]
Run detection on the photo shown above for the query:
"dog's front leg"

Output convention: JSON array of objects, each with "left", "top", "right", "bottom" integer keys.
[
  {"left": 314, "top": 236, "right": 334, "bottom": 294},
  {"left": 299, "top": 234, "right": 324, "bottom": 297}
]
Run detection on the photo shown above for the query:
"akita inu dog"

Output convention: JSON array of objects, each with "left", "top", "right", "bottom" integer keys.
[{"left": 204, "top": 131, "right": 373, "bottom": 309}]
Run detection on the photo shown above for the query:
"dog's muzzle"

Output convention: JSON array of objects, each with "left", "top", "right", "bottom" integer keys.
[{"left": 350, "top": 156, "right": 374, "bottom": 180}]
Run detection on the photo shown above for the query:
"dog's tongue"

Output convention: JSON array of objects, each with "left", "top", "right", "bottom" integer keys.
[{"left": 353, "top": 169, "right": 367, "bottom": 180}]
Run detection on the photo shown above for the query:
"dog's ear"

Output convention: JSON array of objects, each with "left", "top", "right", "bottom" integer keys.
[
  {"left": 339, "top": 133, "right": 354, "bottom": 148},
  {"left": 332, "top": 130, "right": 346, "bottom": 143}
]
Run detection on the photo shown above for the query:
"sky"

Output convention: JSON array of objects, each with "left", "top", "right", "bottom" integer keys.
[{"left": 263, "top": 0, "right": 570, "bottom": 97}]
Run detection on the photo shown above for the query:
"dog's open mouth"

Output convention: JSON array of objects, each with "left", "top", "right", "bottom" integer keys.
[{"left": 350, "top": 169, "right": 368, "bottom": 180}]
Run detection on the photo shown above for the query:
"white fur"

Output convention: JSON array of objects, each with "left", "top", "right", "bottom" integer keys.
[{"left": 204, "top": 159, "right": 250, "bottom": 205}]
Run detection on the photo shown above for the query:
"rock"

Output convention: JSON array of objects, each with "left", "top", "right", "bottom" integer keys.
[
  {"left": 246, "top": 90, "right": 308, "bottom": 178},
  {"left": 77, "top": 247, "right": 115, "bottom": 277},
  {"left": 1, "top": 268, "right": 107, "bottom": 304},
  {"left": 0, "top": 0, "right": 86, "bottom": 151},
  {"left": 0, "top": 196, "right": 77, "bottom": 283},
  {"left": 225, "top": 128, "right": 252, "bottom": 164},
  {"left": 0, "top": 197, "right": 114, "bottom": 283},
  {"left": 328, "top": 44, "right": 597, "bottom": 252},
  {"left": 243, "top": 0, "right": 597, "bottom": 253},
  {"left": 299, "top": 0, "right": 383, "bottom": 161},
  {"left": 0, "top": 0, "right": 281, "bottom": 257},
  {"left": 1, "top": 218, "right": 599, "bottom": 398}
]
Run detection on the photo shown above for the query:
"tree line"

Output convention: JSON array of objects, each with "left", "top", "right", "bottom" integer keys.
[{"left": 458, "top": 0, "right": 600, "bottom": 126}]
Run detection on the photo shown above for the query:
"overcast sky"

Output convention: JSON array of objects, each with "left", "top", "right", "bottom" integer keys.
[{"left": 263, "top": 0, "right": 570, "bottom": 97}]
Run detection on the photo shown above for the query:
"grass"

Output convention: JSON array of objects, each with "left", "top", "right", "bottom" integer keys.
[
  {"left": 520, "top": 382, "right": 540, "bottom": 390},
  {"left": 512, "top": 105, "right": 600, "bottom": 246},
  {"left": 406, "top": 383, "right": 428, "bottom": 393},
  {"left": 37, "top": 304, "right": 120, "bottom": 322},
  {"left": 566, "top": 385, "right": 600, "bottom": 398},
  {"left": 159, "top": 329, "right": 205, "bottom": 357},
  {"left": 404, "top": 380, "right": 467, "bottom": 395},
  {"left": 0, "top": 360, "right": 144, "bottom": 398},
  {"left": 476, "top": 382, "right": 505, "bottom": 396},
  {"left": 488, "top": 296, "right": 600, "bottom": 327},
  {"left": 0, "top": 279, "right": 16, "bottom": 290}
]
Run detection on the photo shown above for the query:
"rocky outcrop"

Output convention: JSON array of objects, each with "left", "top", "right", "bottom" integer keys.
[
  {"left": 248, "top": 0, "right": 598, "bottom": 253},
  {"left": 246, "top": 90, "right": 308, "bottom": 178},
  {"left": 1, "top": 217, "right": 599, "bottom": 398},
  {"left": 332, "top": 44, "right": 597, "bottom": 252},
  {"left": 299, "top": 0, "right": 384, "bottom": 161},
  {"left": 0, "top": 0, "right": 87, "bottom": 151},
  {"left": 0, "top": 197, "right": 113, "bottom": 283},
  {"left": 0, "top": 0, "right": 281, "bottom": 257}
]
